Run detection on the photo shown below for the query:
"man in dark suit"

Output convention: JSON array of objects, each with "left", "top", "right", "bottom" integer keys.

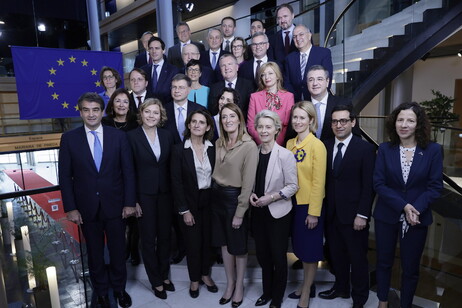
[
  {"left": 269, "top": 3, "right": 297, "bottom": 66},
  {"left": 221, "top": 16, "right": 236, "bottom": 52},
  {"left": 208, "top": 54, "right": 253, "bottom": 119},
  {"left": 239, "top": 32, "right": 278, "bottom": 90},
  {"left": 180, "top": 43, "right": 215, "bottom": 87},
  {"left": 142, "top": 37, "right": 179, "bottom": 106},
  {"left": 134, "top": 31, "right": 153, "bottom": 69},
  {"left": 320, "top": 104, "right": 376, "bottom": 308},
  {"left": 128, "top": 68, "right": 153, "bottom": 113},
  {"left": 59, "top": 92, "right": 135, "bottom": 308},
  {"left": 200, "top": 28, "right": 230, "bottom": 82},
  {"left": 283, "top": 25, "right": 333, "bottom": 102},
  {"left": 164, "top": 74, "right": 206, "bottom": 144},
  {"left": 167, "top": 22, "right": 205, "bottom": 69}
]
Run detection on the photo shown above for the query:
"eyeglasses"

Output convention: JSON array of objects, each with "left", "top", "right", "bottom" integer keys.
[
  {"left": 251, "top": 42, "right": 268, "bottom": 48},
  {"left": 331, "top": 119, "right": 351, "bottom": 126},
  {"left": 232, "top": 45, "right": 243, "bottom": 49},
  {"left": 103, "top": 75, "right": 115, "bottom": 80},
  {"left": 187, "top": 68, "right": 200, "bottom": 73}
]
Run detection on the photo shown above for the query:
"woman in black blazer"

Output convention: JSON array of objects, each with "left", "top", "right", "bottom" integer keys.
[
  {"left": 171, "top": 109, "right": 218, "bottom": 298},
  {"left": 127, "top": 98, "right": 175, "bottom": 300}
]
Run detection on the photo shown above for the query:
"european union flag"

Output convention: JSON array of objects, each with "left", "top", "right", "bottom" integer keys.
[{"left": 11, "top": 46, "right": 124, "bottom": 119}]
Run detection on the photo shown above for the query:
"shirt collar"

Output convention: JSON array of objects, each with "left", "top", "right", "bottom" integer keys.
[
  {"left": 153, "top": 58, "right": 164, "bottom": 66},
  {"left": 225, "top": 77, "right": 238, "bottom": 85},
  {"left": 311, "top": 92, "right": 329, "bottom": 105},
  {"left": 174, "top": 101, "right": 188, "bottom": 109},
  {"left": 184, "top": 138, "right": 213, "bottom": 150},
  {"left": 254, "top": 55, "right": 268, "bottom": 62},
  {"left": 85, "top": 124, "right": 103, "bottom": 134},
  {"left": 335, "top": 132, "right": 353, "bottom": 148}
]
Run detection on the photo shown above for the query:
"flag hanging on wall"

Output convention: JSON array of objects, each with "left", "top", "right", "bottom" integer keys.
[{"left": 11, "top": 46, "right": 123, "bottom": 119}]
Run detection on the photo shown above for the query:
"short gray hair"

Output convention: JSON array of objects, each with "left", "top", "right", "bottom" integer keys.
[{"left": 254, "top": 109, "right": 282, "bottom": 138}]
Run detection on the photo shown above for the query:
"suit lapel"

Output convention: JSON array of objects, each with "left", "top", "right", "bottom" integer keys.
[
  {"left": 326, "top": 139, "right": 334, "bottom": 172},
  {"left": 406, "top": 145, "right": 424, "bottom": 186},
  {"left": 390, "top": 145, "right": 405, "bottom": 186},
  {"left": 264, "top": 143, "right": 278, "bottom": 191},
  {"left": 139, "top": 127, "right": 158, "bottom": 163},
  {"left": 79, "top": 126, "right": 96, "bottom": 171},
  {"left": 184, "top": 146, "right": 198, "bottom": 185}
]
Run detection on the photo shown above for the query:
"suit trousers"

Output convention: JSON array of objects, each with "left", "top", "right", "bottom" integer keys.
[
  {"left": 138, "top": 193, "right": 172, "bottom": 288},
  {"left": 81, "top": 215, "right": 127, "bottom": 296},
  {"left": 326, "top": 217, "right": 369, "bottom": 305},
  {"left": 251, "top": 207, "right": 291, "bottom": 304},
  {"left": 180, "top": 189, "right": 213, "bottom": 282},
  {"left": 375, "top": 219, "right": 428, "bottom": 308}
]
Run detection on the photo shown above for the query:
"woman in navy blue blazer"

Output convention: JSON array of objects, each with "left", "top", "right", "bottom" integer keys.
[{"left": 373, "top": 102, "right": 443, "bottom": 308}]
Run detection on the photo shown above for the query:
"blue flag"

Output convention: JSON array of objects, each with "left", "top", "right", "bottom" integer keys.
[{"left": 11, "top": 46, "right": 124, "bottom": 119}]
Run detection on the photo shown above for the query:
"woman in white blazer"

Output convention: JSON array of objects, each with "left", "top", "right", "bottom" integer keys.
[{"left": 250, "top": 110, "right": 298, "bottom": 308}]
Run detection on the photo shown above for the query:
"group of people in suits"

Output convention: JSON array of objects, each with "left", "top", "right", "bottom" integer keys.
[{"left": 63, "top": 3, "right": 442, "bottom": 308}]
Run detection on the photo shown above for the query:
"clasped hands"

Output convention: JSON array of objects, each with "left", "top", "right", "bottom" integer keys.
[
  {"left": 250, "top": 193, "right": 272, "bottom": 208},
  {"left": 404, "top": 203, "right": 420, "bottom": 226}
]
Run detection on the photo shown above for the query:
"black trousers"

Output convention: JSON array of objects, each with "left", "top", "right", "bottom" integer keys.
[
  {"left": 180, "top": 189, "right": 213, "bottom": 282},
  {"left": 326, "top": 217, "right": 370, "bottom": 305},
  {"left": 251, "top": 206, "right": 291, "bottom": 305},
  {"left": 81, "top": 215, "right": 127, "bottom": 296},
  {"left": 138, "top": 193, "right": 172, "bottom": 288}
]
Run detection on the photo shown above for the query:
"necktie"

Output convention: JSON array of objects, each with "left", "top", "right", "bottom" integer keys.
[
  {"left": 300, "top": 53, "right": 307, "bottom": 79},
  {"left": 227, "top": 82, "right": 233, "bottom": 89},
  {"left": 284, "top": 31, "right": 290, "bottom": 55},
  {"left": 224, "top": 40, "right": 230, "bottom": 52},
  {"left": 90, "top": 131, "right": 102, "bottom": 172},
  {"left": 136, "top": 96, "right": 142, "bottom": 107},
  {"left": 255, "top": 60, "right": 262, "bottom": 84},
  {"left": 333, "top": 143, "right": 344, "bottom": 176},
  {"left": 152, "top": 64, "right": 159, "bottom": 92},
  {"left": 177, "top": 107, "right": 185, "bottom": 141},
  {"left": 211, "top": 52, "right": 218, "bottom": 70},
  {"left": 315, "top": 102, "right": 323, "bottom": 138}
]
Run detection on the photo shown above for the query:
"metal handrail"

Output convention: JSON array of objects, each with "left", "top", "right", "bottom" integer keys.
[{"left": 323, "top": 0, "right": 357, "bottom": 47}]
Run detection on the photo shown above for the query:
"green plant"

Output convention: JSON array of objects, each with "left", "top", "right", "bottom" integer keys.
[{"left": 420, "top": 90, "right": 459, "bottom": 140}]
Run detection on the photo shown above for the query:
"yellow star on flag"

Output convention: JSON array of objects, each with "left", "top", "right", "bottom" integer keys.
[
  {"left": 49, "top": 68, "right": 57, "bottom": 75},
  {"left": 74, "top": 105, "right": 79, "bottom": 111},
  {"left": 46, "top": 80, "right": 55, "bottom": 87},
  {"left": 62, "top": 101, "right": 69, "bottom": 109},
  {"left": 57, "top": 59, "right": 65, "bottom": 66},
  {"left": 69, "top": 56, "right": 76, "bottom": 63},
  {"left": 52, "top": 93, "right": 59, "bottom": 100},
  {"left": 95, "top": 81, "right": 101, "bottom": 87},
  {"left": 91, "top": 69, "right": 98, "bottom": 75},
  {"left": 81, "top": 59, "right": 88, "bottom": 66}
]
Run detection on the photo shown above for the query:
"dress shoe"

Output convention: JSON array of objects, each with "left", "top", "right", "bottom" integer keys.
[
  {"left": 189, "top": 288, "right": 199, "bottom": 298},
  {"left": 292, "top": 259, "right": 303, "bottom": 269},
  {"left": 114, "top": 290, "right": 132, "bottom": 308},
  {"left": 163, "top": 281, "right": 175, "bottom": 292},
  {"left": 171, "top": 251, "right": 186, "bottom": 264},
  {"left": 153, "top": 287, "right": 167, "bottom": 300},
  {"left": 255, "top": 295, "right": 270, "bottom": 306},
  {"left": 219, "top": 297, "right": 231, "bottom": 305},
  {"left": 288, "top": 291, "right": 301, "bottom": 299},
  {"left": 205, "top": 283, "right": 218, "bottom": 293},
  {"left": 96, "top": 295, "right": 110, "bottom": 308},
  {"left": 232, "top": 300, "right": 243, "bottom": 307},
  {"left": 352, "top": 304, "right": 364, "bottom": 308},
  {"left": 318, "top": 288, "right": 350, "bottom": 300}
]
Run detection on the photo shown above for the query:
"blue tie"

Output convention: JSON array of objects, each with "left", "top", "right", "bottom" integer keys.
[
  {"left": 152, "top": 64, "right": 159, "bottom": 92},
  {"left": 315, "top": 102, "right": 323, "bottom": 138},
  {"left": 333, "top": 143, "right": 344, "bottom": 176},
  {"left": 90, "top": 131, "right": 102, "bottom": 171},
  {"left": 177, "top": 107, "right": 185, "bottom": 141},
  {"left": 211, "top": 52, "right": 217, "bottom": 69}
]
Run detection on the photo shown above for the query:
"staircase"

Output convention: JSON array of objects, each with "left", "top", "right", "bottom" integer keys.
[{"left": 327, "top": 0, "right": 462, "bottom": 112}]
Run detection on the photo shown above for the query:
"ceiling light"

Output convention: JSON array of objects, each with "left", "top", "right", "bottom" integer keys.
[
  {"left": 38, "top": 23, "right": 46, "bottom": 32},
  {"left": 458, "top": 50, "right": 462, "bottom": 57},
  {"left": 0, "top": 21, "right": 5, "bottom": 25}
]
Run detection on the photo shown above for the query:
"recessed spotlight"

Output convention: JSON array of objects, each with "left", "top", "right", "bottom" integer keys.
[
  {"left": 38, "top": 23, "right": 46, "bottom": 32},
  {"left": 458, "top": 49, "right": 462, "bottom": 57}
]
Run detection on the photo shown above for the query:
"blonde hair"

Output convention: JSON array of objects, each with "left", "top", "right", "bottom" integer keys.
[
  {"left": 217, "top": 103, "right": 247, "bottom": 146},
  {"left": 138, "top": 98, "right": 167, "bottom": 127},
  {"left": 254, "top": 109, "right": 282, "bottom": 139},
  {"left": 257, "top": 62, "right": 285, "bottom": 91},
  {"left": 291, "top": 101, "right": 318, "bottom": 134}
]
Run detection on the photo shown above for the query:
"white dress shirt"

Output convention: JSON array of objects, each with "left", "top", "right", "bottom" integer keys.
[
  {"left": 253, "top": 55, "right": 268, "bottom": 78},
  {"left": 281, "top": 24, "right": 295, "bottom": 42},
  {"left": 152, "top": 58, "right": 164, "bottom": 79},
  {"left": 209, "top": 48, "right": 222, "bottom": 66},
  {"left": 184, "top": 139, "right": 213, "bottom": 189},
  {"left": 224, "top": 77, "right": 238, "bottom": 89},
  {"left": 174, "top": 101, "right": 188, "bottom": 129},
  {"left": 133, "top": 90, "right": 148, "bottom": 107},
  {"left": 222, "top": 36, "right": 235, "bottom": 50},
  {"left": 142, "top": 126, "right": 161, "bottom": 160},
  {"left": 311, "top": 92, "right": 329, "bottom": 127}
]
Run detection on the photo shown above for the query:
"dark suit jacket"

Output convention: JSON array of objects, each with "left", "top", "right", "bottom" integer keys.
[
  {"left": 134, "top": 51, "right": 149, "bottom": 68},
  {"left": 127, "top": 126, "right": 174, "bottom": 196},
  {"left": 373, "top": 142, "right": 443, "bottom": 226},
  {"left": 141, "top": 62, "right": 179, "bottom": 105},
  {"left": 129, "top": 92, "right": 154, "bottom": 114},
  {"left": 238, "top": 56, "right": 279, "bottom": 90},
  {"left": 324, "top": 135, "right": 376, "bottom": 224},
  {"left": 179, "top": 65, "right": 215, "bottom": 87},
  {"left": 59, "top": 126, "right": 136, "bottom": 221},
  {"left": 168, "top": 41, "right": 206, "bottom": 69},
  {"left": 164, "top": 100, "right": 206, "bottom": 144},
  {"left": 171, "top": 142, "right": 216, "bottom": 213},
  {"left": 269, "top": 30, "right": 297, "bottom": 66},
  {"left": 200, "top": 49, "right": 231, "bottom": 82},
  {"left": 208, "top": 77, "right": 254, "bottom": 118},
  {"left": 283, "top": 46, "right": 333, "bottom": 102}
]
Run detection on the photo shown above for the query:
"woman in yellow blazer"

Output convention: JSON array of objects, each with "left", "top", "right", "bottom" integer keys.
[{"left": 286, "top": 101, "right": 327, "bottom": 308}]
